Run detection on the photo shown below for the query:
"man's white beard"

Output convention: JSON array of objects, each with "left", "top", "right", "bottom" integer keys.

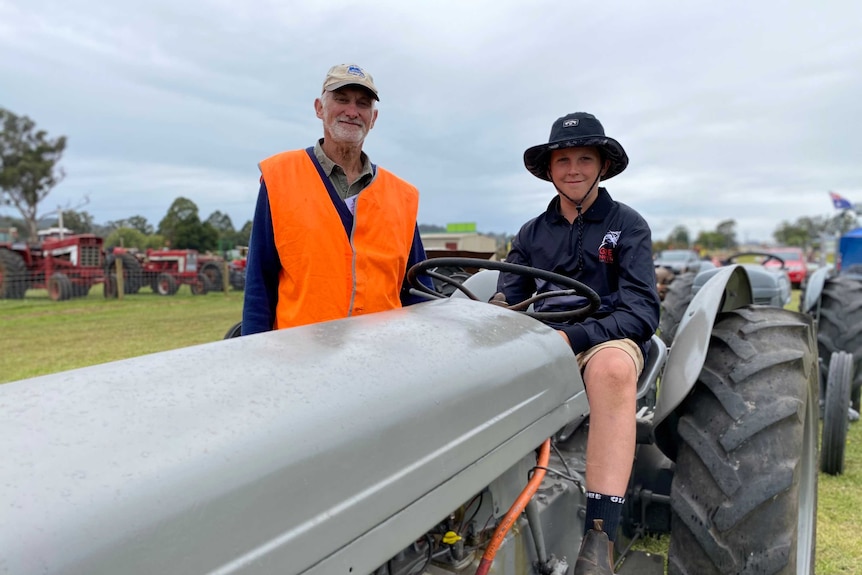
[{"left": 329, "top": 117, "right": 367, "bottom": 143}]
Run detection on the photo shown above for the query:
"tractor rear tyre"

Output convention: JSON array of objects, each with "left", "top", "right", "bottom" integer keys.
[
  {"left": 105, "top": 253, "right": 143, "bottom": 294},
  {"left": 658, "top": 271, "right": 695, "bottom": 346},
  {"left": 668, "top": 306, "right": 818, "bottom": 575},
  {"left": 821, "top": 350, "right": 852, "bottom": 475},
  {"left": 48, "top": 272, "right": 73, "bottom": 301},
  {"left": 155, "top": 273, "right": 179, "bottom": 296},
  {"left": 0, "top": 248, "right": 27, "bottom": 299},
  {"left": 816, "top": 275, "right": 862, "bottom": 412},
  {"left": 200, "top": 262, "right": 223, "bottom": 290}
]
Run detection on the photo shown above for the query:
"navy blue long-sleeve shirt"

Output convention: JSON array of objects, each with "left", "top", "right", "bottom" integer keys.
[
  {"left": 242, "top": 179, "right": 429, "bottom": 335},
  {"left": 497, "top": 188, "right": 660, "bottom": 356}
]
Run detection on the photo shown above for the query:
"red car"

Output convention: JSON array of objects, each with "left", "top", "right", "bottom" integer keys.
[{"left": 765, "top": 247, "right": 808, "bottom": 289}]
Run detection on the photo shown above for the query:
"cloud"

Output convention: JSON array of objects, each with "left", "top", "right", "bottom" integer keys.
[{"left": 1, "top": 0, "right": 861, "bottom": 244}]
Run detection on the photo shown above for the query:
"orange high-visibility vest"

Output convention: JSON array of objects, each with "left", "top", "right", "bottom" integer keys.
[{"left": 260, "top": 150, "right": 419, "bottom": 329}]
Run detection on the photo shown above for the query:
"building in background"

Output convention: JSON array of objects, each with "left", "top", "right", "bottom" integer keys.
[{"left": 420, "top": 222, "right": 498, "bottom": 260}]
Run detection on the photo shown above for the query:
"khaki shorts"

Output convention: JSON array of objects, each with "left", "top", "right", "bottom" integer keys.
[{"left": 575, "top": 338, "right": 644, "bottom": 376}]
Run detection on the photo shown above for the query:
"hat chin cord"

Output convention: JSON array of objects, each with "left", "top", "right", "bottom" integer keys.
[
  {"left": 552, "top": 171, "right": 602, "bottom": 212},
  {"left": 551, "top": 171, "right": 602, "bottom": 272}
]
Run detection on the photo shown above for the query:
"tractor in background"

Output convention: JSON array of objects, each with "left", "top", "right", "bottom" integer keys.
[
  {"left": 198, "top": 251, "right": 247, "bottom": 292},
  {"left": 140, "top": 248, "right": 211, "bottom": 296},
  {"left": 800, "top": 227, "right": 862, "bottom": 475},
  {"left": 104, "top": 248, "right": 211, "bottom": 297},
  {"left": 0, "top": 228, "right": 106, "bottom": 300}
]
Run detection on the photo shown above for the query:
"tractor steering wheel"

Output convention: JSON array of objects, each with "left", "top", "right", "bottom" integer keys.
[
  {"left": 407, "top": 257, "right": 601, "bottom": 322},
  {"left": 724, "top": 251, "right": 786, "bottom": 267}
]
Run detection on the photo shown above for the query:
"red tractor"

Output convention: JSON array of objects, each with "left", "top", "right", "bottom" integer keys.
[
  {"left": 0, "top": 229, "right": 106, "bottom": 301},
  {"left": 195, "top": 251, "right": 246, "bottom": 292},
  {"left": 138, "top": 248, "right": 211, "bottom": 296}
]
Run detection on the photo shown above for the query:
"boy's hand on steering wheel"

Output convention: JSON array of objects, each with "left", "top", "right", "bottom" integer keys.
[{"left": 488, "top": 292, "right": 509, "bottom": 307}]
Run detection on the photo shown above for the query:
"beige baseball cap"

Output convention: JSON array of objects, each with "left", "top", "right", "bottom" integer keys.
[{"left": 322, "top": 64, "right": 379, "bottom": 101}]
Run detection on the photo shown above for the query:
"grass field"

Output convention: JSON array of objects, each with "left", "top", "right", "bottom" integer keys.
[{"left": 1, "top": 287, "right": 860, "bottom": 573}]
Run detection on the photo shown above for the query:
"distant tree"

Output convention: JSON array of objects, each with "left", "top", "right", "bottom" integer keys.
[
  {"left": 54, "top": 209, "right": 94, "bottom": 234},
  {"left": 0, "top": 108, "right": 67, "bottom": 241},
  {"left": 206, "top": 210, "right": 237, "bottom": 250},
  {"left": 107, "top": 215, "right": 154, "bottom": 237},
  {"left": 716, "top": 219, "right": 737, "bottom": 249},
  {"left": 666, "top": 225, "right": 690, "bottom": 248},
  {"left": 0, "top": 213, "right": 27, "bottom": 235},
  {"left": 694, "top": 230, "right": 729, "bottom": 251},
  {"left": 105, "top": 227, "right": 167, "bottom": 250},
  {"left": 175, "top": 222, "right": 218, "bottom": 252},
  {"left": 236, "top": 220, "right": 252, "bottom": 247},
  {"left": 832, "top": 211, "right": 859, "bottom": 237},
  {"left": 105, "top": 227, "right": 148, "bottom": 250},
  {"left": 772, "top": 214, "right": 860, "bottom": 251},
  {"left": 107, "top": 215, "right": 154, "bottom": 235},
  {"left": 774, "top": 220, "right": 813, "bottom": 248},
  {"left": 158, "top": 197, "right": 217, "bottom": 251}
]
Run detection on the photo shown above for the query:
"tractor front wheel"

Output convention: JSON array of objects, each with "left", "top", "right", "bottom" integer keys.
[
  {"left": 48, "top": 272, "right": 73, "bottom": 301},
  {"left": 155, "top": 273, "right": 179, "bottom": 296},
  {"left": 190, "top": 273, "right": 211, "bottom": 296},
  {"left": 821, "top": 350, "right": 852, "bottom": 475},
  {"left": 668, "top": 306, "right": 818, "bottom": 574}
]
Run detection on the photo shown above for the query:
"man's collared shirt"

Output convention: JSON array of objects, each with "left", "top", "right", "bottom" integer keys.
[{"left": 313, "top": 139, "right": 374, "bottom": 201}]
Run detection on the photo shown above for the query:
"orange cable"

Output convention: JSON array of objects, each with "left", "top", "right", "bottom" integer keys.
[{"left": 474, "top": 438, "right": 551, "bottom": 575}]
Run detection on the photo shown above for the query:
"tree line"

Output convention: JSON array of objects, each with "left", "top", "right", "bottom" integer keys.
[
  {"left": 1, "top": 107, "right": 251, "bottom": 253},
  {"left": 653, "top": 211, "right": 858, "bottom": 255}
]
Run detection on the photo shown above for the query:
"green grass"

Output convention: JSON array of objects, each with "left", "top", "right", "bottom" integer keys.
[
  {"left": 0, "top": 286, "right": 243, "bottom": 383},
  {"left": 2, "top": 288, "right": 860, "bottom": 573}
]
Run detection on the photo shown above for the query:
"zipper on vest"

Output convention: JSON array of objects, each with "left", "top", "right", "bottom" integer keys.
[{"left": 347, "top": 196, "right": 359, "bottom": 316}]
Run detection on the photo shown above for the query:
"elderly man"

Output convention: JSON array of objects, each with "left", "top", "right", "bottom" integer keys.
[{"left": 242, "top": 64, "right": 428, "bottom": 334}]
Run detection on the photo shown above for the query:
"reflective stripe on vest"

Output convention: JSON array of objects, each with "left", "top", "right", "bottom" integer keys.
[{"left": 260, "top": 150, "right": 419, "bottom": 329}]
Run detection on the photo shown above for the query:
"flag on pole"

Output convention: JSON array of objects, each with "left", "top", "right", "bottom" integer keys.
[{"left": 829, "top": 191, "right": 853, "bottom": 210}]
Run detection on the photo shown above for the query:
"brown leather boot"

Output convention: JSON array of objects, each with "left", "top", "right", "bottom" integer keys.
[{"left": 573, "top": 519, "right": 615, "bottom": 575}]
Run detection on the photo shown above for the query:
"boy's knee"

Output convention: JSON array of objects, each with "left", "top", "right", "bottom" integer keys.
[{"left": 585, "top": 351, "right": 637, "bottom": 394}]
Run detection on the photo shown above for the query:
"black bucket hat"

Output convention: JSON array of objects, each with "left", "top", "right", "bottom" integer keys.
[{"left": 523, "top": 112, "right": 628, "bottom": 181}]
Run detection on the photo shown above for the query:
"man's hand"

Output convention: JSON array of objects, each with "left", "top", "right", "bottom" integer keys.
[{"left": 489, "top": 292, "right": 509, "bottom": 307}]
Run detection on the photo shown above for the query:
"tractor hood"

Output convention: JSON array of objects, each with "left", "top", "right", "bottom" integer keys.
[{"left": 0, "top": 298, "right": 587, "bottom": 575}]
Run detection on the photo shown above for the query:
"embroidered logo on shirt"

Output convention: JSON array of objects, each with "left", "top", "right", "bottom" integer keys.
[{"left": 599, "top": 230, "right": 620, "bottom": 264}]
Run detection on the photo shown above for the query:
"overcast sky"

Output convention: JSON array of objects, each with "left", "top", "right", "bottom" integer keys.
[{"left": 1, "top": 0, "right": 860, "bottom": 243}]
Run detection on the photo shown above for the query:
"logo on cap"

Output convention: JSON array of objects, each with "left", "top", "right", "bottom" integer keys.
[
  {"left": 563, "top": 119, "right": 579, "bottom": 128},
  {"left": 346, "top": 65, "right": 366, "bottom": 78}
]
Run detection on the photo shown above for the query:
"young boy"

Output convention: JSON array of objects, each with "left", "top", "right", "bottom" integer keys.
[{"left": 494, "top": 112, "right": 660, "bottom": 573}]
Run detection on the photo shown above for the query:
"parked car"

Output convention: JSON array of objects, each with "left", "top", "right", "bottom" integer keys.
[
  {"left": 653, "top": 248, "right": 701, "bottom": 274},
  {"left": 765, "top": 247, "right": 808, "bottom": 289}
]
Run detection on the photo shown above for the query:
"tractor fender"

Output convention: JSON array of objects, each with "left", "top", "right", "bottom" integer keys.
[
  {"left": 652, "top": 265, "right": 754, "bottom": 446},
  {"left": 800, "top": 265, "right": 832, "bottom": 314}
]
